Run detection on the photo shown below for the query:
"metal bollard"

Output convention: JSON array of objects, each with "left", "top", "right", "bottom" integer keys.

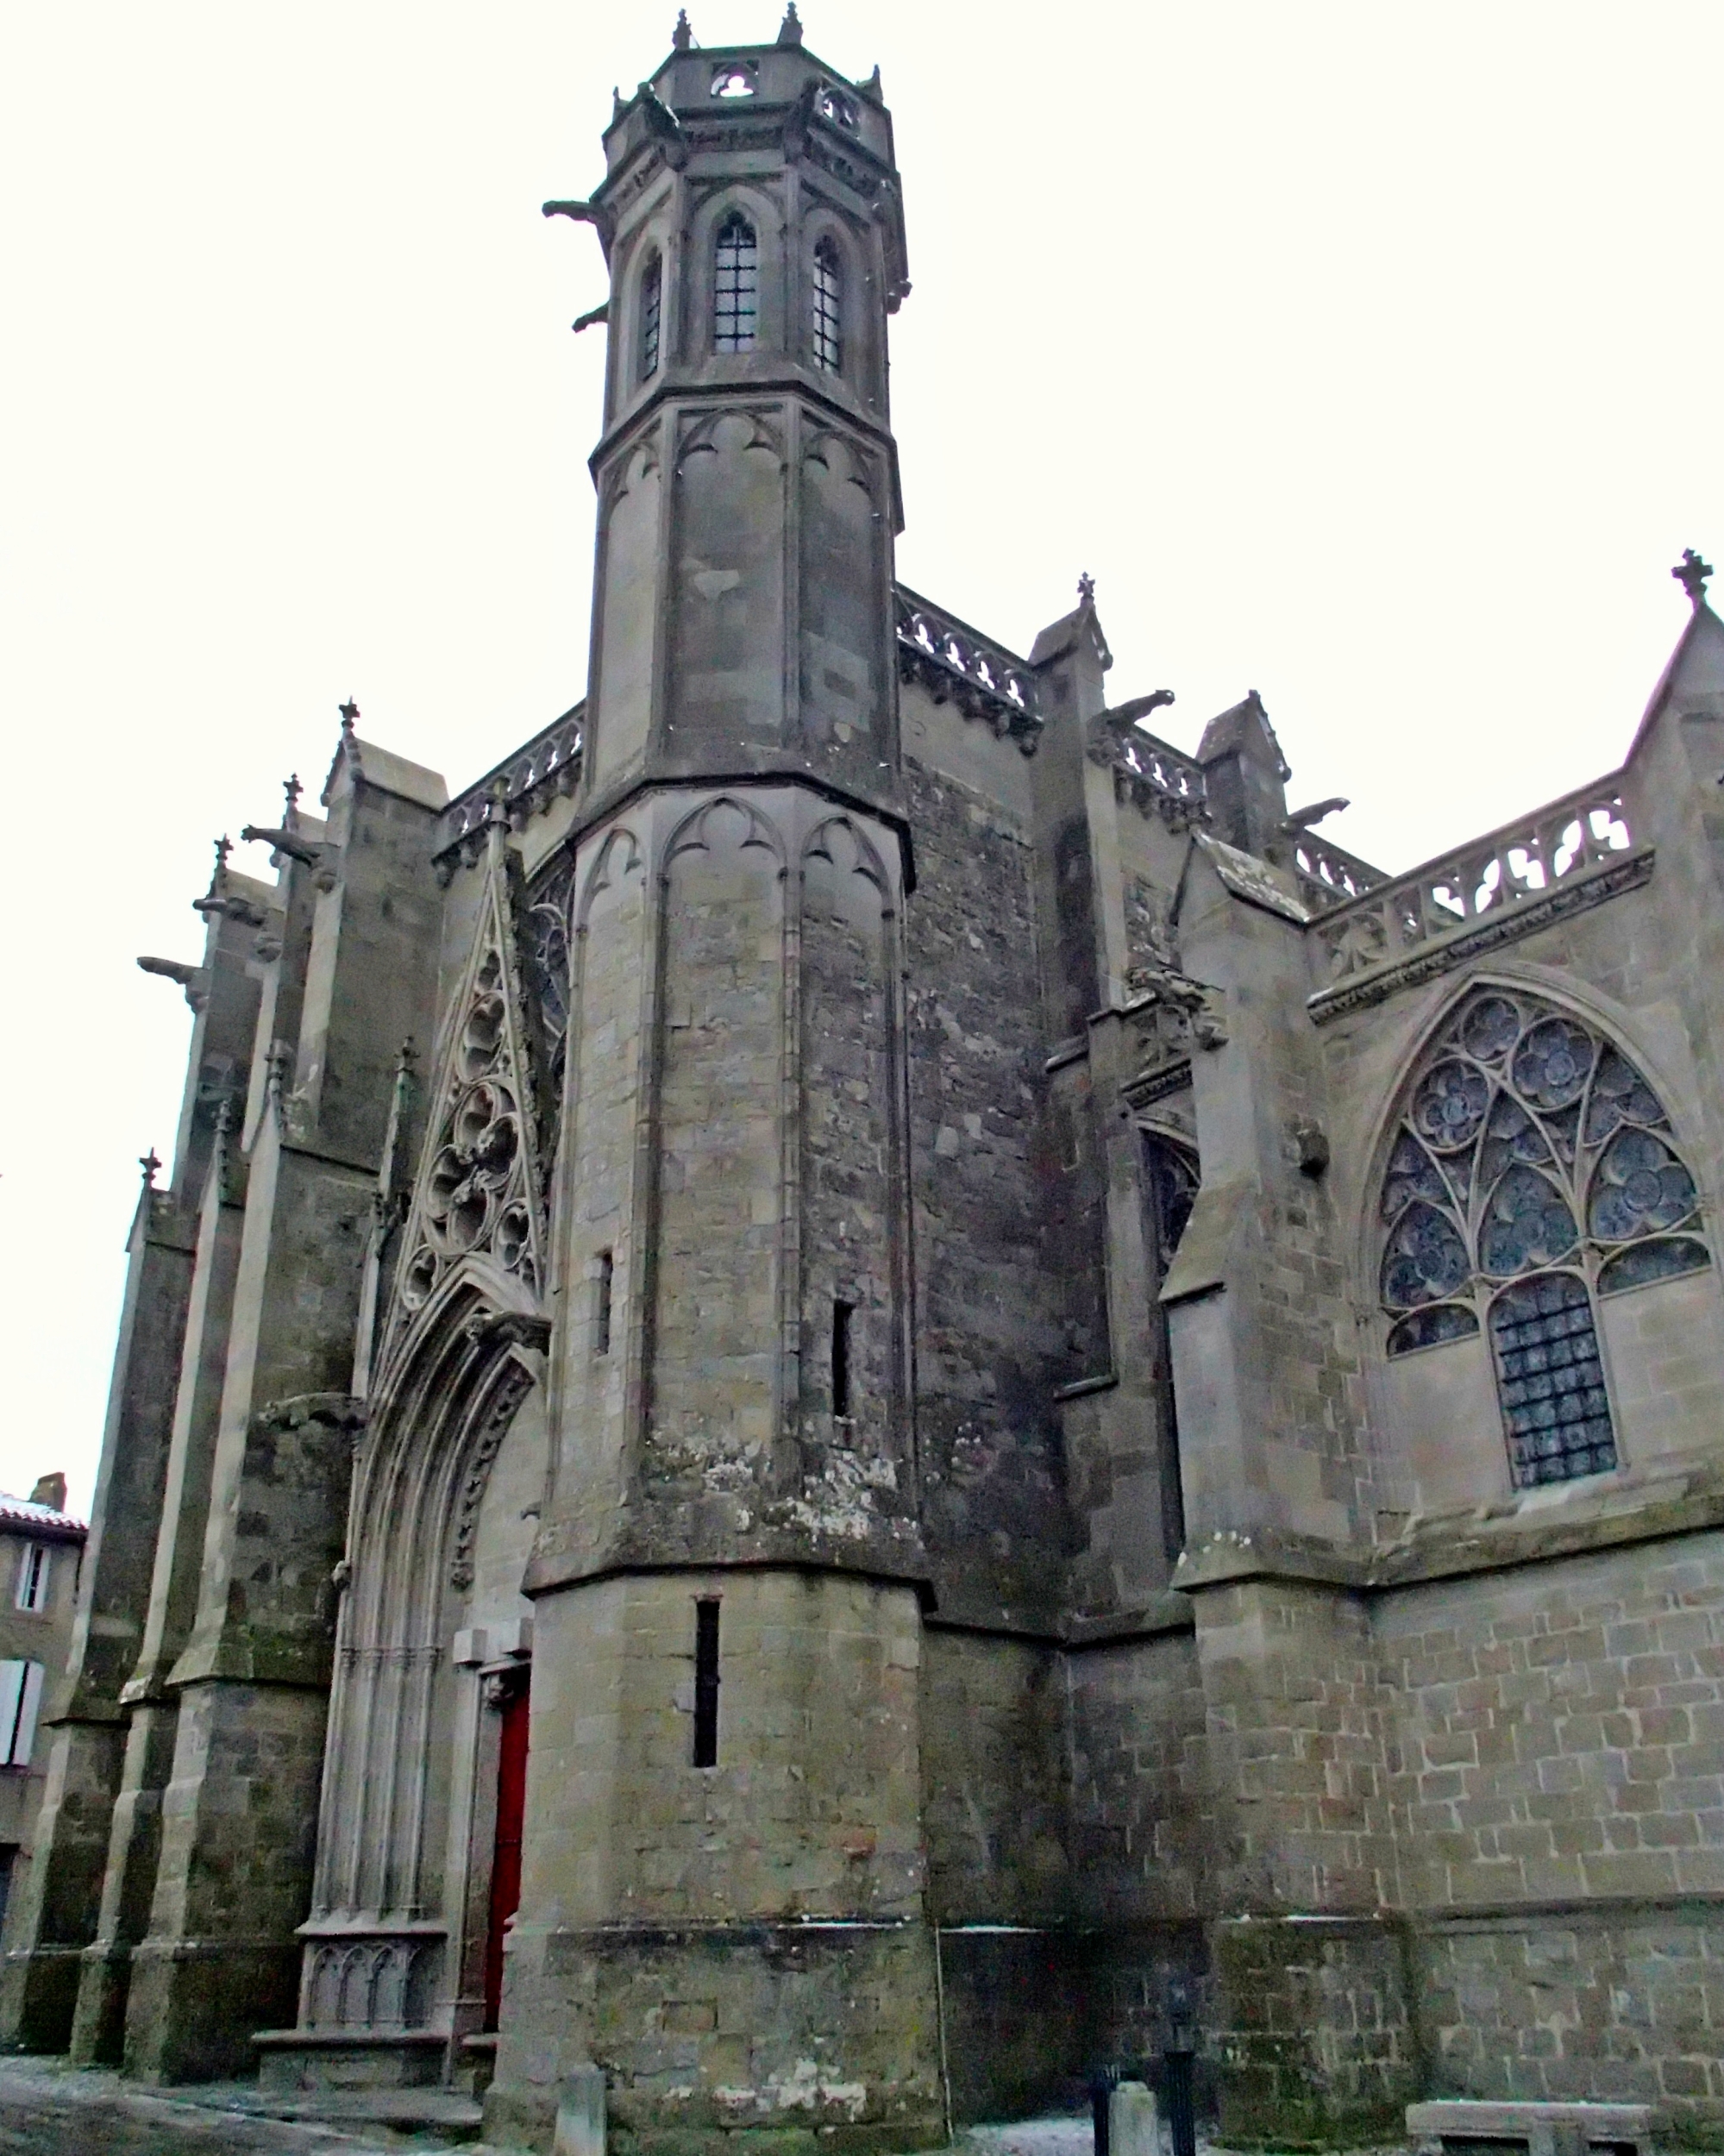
[
  {"left": 1089, "top": 2065, "right": 1122, "bottom": 2156},
  {"left": 1164, "top": 1983, "right": 1196, "bottom": 2156}
]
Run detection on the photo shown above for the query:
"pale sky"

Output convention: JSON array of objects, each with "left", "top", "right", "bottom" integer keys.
[{"left": 3, "top": 1, "right": 1721, "bottom": 1516}]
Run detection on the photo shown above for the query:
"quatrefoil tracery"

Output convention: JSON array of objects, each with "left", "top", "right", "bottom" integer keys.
[{"left": 398, "top": 940, "right": 541, "bottom": 1314}]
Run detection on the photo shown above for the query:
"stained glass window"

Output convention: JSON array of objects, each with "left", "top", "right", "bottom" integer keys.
[
  {"left": 812, "top": 239, "right": 843, "bottom": 373},
  {"left": 639, "top": 252, "right": 661, "bottom": 381},
  {"left": 713, "top": 214, "right": 758, "bottom": 353},
  {"left": 1378, "top": 987, "right": 1709, "bottom": 1487}
]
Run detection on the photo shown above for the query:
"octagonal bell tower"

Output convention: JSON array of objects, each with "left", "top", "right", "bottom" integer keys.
[
  {"left": 492, "top": 16, "right": 939, "bottom": 2150},
  {"left": 577, "top": 8, "right": 910, "bottom": 814}
]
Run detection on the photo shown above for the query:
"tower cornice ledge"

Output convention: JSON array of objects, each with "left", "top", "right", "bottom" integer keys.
[
  {"left": 519, "top": 1542, "right": 935, "bottom": 1607},
  {"left": 587, "top": 367, "right": 901, "bottom": 492},
  {"left": 567, "top": 767, "right": 917, "bottom": 893}
]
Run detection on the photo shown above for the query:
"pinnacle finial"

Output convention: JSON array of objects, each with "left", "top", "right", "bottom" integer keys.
[
  {"left": 1674, "top": 548, "right": 1713, "bottom": 609},
  {"left": 283, "top": 772, "right": 304, "bottom": 827},
  {"left": 139, "top": 1148, "right": 162, "bottom": 1188},
  {"left": 1077, "top": 571, "right": 1096, "bottom": 606},
  {"left": 777, "top": 2, "right": 803, "bottom": 47},
  {"left": 672, "top": 8, "right": 693, "bottom": 48},
  {"left": 338, "top": 698, "right": 360, "bottom": 734}
]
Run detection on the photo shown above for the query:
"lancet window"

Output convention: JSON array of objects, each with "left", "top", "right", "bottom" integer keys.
[
  {"left": 1379, "top": 987, "right": 1708, "bottom": 1487},
  {"left": 812, "top": 239, "right": 842, "bottom": 373},
  {"left": 713, "top": 214, "right": 758, "bottom": 352},
  {"left": 638, "top": 252, "right": 661, "bottom": 380}
]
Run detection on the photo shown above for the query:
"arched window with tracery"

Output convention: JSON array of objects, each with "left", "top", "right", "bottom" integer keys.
[
  {"left": 1379, "top": 987, "right": 1708, "bottom": 1488},
  {"left": 812, "top": 238, "right": 843, "bottom": 373},
  {"left": 638, "top": 251, "right": 661, "bottom": 381},
  {"left": 712, "top": 213, "right": 758, "bottom": 352}
]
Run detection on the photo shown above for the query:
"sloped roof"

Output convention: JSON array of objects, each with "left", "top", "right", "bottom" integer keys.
[{"left": 0, "top": 1495, "right": 87, "bottom": 1540}]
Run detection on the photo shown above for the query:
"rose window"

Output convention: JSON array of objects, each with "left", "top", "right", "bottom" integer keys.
[{"left": 1379, "top": 987, "right": 1708, "bottom": 1486}]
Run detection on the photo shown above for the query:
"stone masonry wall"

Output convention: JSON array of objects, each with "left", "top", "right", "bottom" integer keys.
[
  {"left": 903, "top": 755, "right": 1074, "bottom": 1630},
  {"left": 1378, "top": 1531, "right": 1724, "bottom": 2114}
]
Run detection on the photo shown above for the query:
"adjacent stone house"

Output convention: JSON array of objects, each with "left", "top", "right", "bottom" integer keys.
[
  {"left": 0, "top": 1478, "right": 86, "bottom": 1940},
  {"left": 8, "top": 12, "right": 1724, "bottom": 2149}
]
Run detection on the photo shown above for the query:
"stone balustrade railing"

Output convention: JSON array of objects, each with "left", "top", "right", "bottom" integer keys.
[
  {"left": 1290, "top": 830, "right": 1385, "bottom": 911},
  {"left": 1309, "top": 774, "right": 1638, "bottom": 990},
  {"left": 436, "top": 705, "right": 585, "bottom": 874},
  {"left": 895, "top": 586, "right": 1043, "bottom": 750},
  {"left": 1108, "top": 724, "right": 1208, "bottom": 825}
]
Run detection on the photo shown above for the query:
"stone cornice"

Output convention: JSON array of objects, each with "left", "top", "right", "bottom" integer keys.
[{"left": 1307, "top": 850, "right": 1654, "bottom": 1025}]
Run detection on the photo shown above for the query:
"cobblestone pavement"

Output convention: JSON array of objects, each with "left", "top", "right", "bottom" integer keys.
[{"left": 0, "top": 2058, "right": 465, "bottom": 2155}]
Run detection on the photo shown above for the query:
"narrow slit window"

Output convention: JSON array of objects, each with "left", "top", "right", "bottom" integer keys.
[
  {"left": 15, "top": 1546, "right": 47, "bottom": 1614},
  {"left": 693, "top": 1599, "right": 720, "bottom": 1768},
  {"left": 594, "top": 1250, "right": 614, "bottom": 1357},
  {"left": 831, "top": 1298, "right": 854, "bottom": 1418},
  {"left": 639, "top": 253, "right": 661, "bottom": 381},
  {"left": 713, "top": 214, "right": 758, "bottom": 352},
  {"left": 812, "top": 239, "right": 842, "bottom": 373}
]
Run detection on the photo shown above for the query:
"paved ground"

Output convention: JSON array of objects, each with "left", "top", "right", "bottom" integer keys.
[
  {"left": 0, "top": 2058, "right": 473, "bottom": 2154},
  {"left": 0, "top": 2063, "right": 1378, "bottom": 2156}
]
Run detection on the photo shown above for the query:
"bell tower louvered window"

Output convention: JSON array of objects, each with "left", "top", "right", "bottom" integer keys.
[
  {"left": 1378, "top": 987, "right": 1708, "bottom": 1487},
  {"left": 639, "top": 252, "right": 661, "bottom": 381},
  {"left": 713, "top": 214, "right": 758, "bottom": 352},
  {"left": 812, "top": 239, "right": 843, "bottom": 373}
]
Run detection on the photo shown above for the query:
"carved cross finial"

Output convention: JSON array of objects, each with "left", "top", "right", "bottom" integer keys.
[
  {"left": 338, "top": 698, "right": 360, "bottom": 735},
  {"left": 139, "top": 1148, "right": 161, "bottom": 1187},
  {"left": 1674, "top": 548, "right": 1713, "bottom": 608},
  {"left": 1077, "top": 571, "right": 1096, "bottom": 606},
  {"left": 672, "top": 8, "right": 692, "bottom": 48},
  {"left": 204, "top": 833, "right": 232, "bottom": 900},
  {"left": 777, "top": 1, "right": 803, "bottom": 46}
]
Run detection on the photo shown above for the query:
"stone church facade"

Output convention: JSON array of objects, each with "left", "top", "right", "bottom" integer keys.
[{"left": 9, "top": 13, "right": 1724, "bottom": 2149}]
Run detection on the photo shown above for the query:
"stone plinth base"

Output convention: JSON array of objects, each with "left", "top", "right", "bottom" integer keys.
[
  {"left": 122, "top": 1936, "right": 298, "bottom": 2083},
  {"left": 67, "top": 1941, "right": 132, "bottom": 2067},
  {"left": 0, "top": 1946, "right": 85, "bottom": 2055},
  {"left": 1211, "top": 1913, "right": 1417, "bottom": 2147},
  {"left": 486, "top": 1921, "right": 945, "bottom": 2156},
  {"left": 255, "top": 2027, "right": 448, "bottom": 2092}
]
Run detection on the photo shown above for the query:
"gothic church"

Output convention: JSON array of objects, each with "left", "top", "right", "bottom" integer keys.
[{"left": 11, "top": 11, "right": 1724, "bottom": 2149}]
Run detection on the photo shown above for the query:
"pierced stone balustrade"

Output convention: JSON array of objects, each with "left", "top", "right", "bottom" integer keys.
[
  {"left": 436, "top": 706, "right": 585, "bottom": 876},
  {"left": 895, "top": 586, "right": 1043, "bottom": 751},
  {"left": 1290, "top": 830, "right": 1384, "bottom": 910},
  {"left": 1307, "top": 774, "right": 1647, "bottom": 1020},
  {"left": 1107, "top": 725, "right": 1208, "bottom": 826}
]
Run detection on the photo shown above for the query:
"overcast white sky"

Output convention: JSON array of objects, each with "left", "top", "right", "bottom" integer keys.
[{"left": 3, "top": 1, "right": 1721, "bottom": 1515}]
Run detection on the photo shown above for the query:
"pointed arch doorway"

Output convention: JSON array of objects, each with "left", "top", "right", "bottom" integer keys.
[{"left": 483, "top": 1670, "right": 530, "bottom": 2032}]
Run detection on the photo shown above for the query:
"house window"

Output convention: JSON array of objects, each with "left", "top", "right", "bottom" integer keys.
[
  {"left": 812, "top": 239, "right": 842, "bottom": 373},
  {"left": 639, "top": 252, "right": 661, "bottom": 381},
  {"left": 1379, "top": 987, "right": 1708, "bottom": 1487},
  {"left": 15, "top": 1545, "right": 48, "bottom": 1614},
  {"left": 713, "top": 214, "right": 758, "bottom": 352},
  {"left": 0, "top": 1663, "right": 44, "bottom": 1768}
]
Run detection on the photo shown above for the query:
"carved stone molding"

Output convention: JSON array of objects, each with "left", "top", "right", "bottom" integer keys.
[
  {"left": 1307, "top": 850, "right": 1656, "bottom": 1025},
  {"left": 448, "top": 1359, "right": 537, "bottom": 1591}
]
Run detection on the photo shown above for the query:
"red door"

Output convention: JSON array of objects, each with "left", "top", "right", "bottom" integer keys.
[{"left": 484, "top": 1680, "right": 530, "bottom": 2031}]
